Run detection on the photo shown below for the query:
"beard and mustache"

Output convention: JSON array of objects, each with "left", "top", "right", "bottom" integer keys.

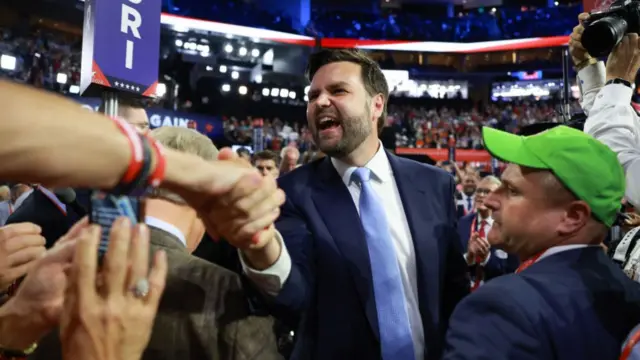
[{"left": 310, "top": 106, "right": 373, "bottom": 159}]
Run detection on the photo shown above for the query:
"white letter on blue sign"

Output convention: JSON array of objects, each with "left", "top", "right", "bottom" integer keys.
[{"left": 121, "top": 3, "right": 142, "bottom": 70}]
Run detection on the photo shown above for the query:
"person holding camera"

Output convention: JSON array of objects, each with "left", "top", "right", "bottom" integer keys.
[{"left": 571, "top": 12, "right": 640, "bottom": 209}]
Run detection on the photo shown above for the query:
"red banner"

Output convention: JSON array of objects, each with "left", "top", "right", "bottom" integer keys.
[{"left": 396, "top": 148, "right": 492, "bottom": 162}]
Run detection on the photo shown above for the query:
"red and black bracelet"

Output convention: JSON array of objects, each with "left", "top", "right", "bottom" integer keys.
[
  {"left": 112, "top": 116, "right": 144, "bottom": 187},
  {"left": 145, "top": 135, "right": 167, "bottom": 188},
  {"left": 110, "top": 117, "right": 167, "bottom": 194}
]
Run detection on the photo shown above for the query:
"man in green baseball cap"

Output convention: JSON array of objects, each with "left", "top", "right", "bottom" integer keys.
[
  {"left": 443, "top": 125, "right": 640, "bottom": 360},
  {"left": 481, "top": 124, "right": 625, "bottom": 261}
]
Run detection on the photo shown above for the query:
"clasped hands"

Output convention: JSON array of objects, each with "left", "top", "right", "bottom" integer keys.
[
  {"left": 465, "top": 232, "right": 490, "bottom": 266},
  {"left": 178, "top": 147, "right": 286, "bottom": 252}
]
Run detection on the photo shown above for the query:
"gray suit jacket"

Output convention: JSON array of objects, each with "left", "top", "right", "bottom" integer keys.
[{"left": 30, "top": 226, "right": 282, "bottom": 360}]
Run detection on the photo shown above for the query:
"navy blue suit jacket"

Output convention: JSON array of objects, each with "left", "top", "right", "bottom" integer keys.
[
  {"left": 5, "top": 188, "right": 81, "bottom": 248},
  {"left": 444, "top": 247, "right": 640, "bottom": 359},
  {"left": 268, "top": 153, "right": 469, "bottom": 360},
  {"left": 456, "top": 213, "right": 519, "bottom": 282}
]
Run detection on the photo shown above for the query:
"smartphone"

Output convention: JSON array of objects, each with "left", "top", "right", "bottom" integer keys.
[{"left": 89, "top": 190, "right": 145, "bottom": 257}]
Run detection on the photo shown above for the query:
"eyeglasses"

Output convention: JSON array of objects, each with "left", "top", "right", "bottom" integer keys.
[{"left": 475, "top": 188, "right": 493, "bottom": 195}]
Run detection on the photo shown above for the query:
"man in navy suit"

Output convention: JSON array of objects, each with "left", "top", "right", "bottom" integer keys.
[
  {"left": 444, "top": 125, "right": 640, "bottom": 359},
  {"left": 455, "top": 174, "right": 478, "bottom": 219},
  {"left": 457, "top": 175, "right": 518, "bottom": 290},
  {"left": 238, "top": 49, "right": 469, "bottom": 360}
]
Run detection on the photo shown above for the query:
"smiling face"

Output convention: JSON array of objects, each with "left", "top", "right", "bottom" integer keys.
[{"left": 307, "top": 61, "right": 381, "bottom": 158}]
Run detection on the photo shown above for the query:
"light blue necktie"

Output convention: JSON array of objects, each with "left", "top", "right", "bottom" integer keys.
[{"left": 352, "top": 167, "right": 415, "bottom": 360}]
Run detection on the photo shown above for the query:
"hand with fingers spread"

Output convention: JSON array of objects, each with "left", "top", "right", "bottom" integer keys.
[
  {"left": 0, "top": 218, "right": 88, "bottom": 351},
  {"left": 0, "top": 222, "right": 46, "bottom": 291},
  {"left": 569, "top": 13, "right": 593, "bottom": 66},
  {"left": 60, "top": 218, "right": 168, "bottom": 360}
]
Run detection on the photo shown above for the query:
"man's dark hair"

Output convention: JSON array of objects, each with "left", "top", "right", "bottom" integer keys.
[
  {"left": 254, "top": 150, "right": 279, "bottom": 164},
  {"left": 305, "top": 49, "right": 389, "bottom": 134},
  {"left": 97, "top": 97, "right": 148, "bottom": 113}
]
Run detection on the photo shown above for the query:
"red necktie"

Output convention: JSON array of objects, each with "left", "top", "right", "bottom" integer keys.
[{"left": 471, "top": 220, "right": 487, "bottom": 292}]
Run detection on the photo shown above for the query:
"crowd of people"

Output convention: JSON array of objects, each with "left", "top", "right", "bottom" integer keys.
[
  {"left": 222, "top": 99, "right": 580, "bottom": 153},
  {"left": 309, "top": 4, "right": 581, "bottom": 42},
  {"left": 4, "top": 5, "right": 640, "bottom": 360},
  {"left": 164, "top": 0, "right": 581, "bottom": 42},
  {"left": 0, "top": 26, "right": 80, "bottom": 90}
]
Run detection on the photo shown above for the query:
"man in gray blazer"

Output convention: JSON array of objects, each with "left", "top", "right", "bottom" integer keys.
[{"left": 31, "top": 127, "right": 281, "bottom": 360}]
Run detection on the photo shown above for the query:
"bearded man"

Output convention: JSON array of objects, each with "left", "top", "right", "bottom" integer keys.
[{"left": 237, "top": 49, "right": 469, "bottom": 360}]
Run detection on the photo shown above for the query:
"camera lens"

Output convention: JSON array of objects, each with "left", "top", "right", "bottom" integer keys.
[{"left": 582, "top": 17, "right": 628, "bottom": 57}]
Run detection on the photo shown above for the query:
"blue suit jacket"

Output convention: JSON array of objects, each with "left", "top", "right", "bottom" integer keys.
[
  {"left": 456, "top": 213, "right": 519, "bottom": 282},
  {"left": 444, "top": 247, "right": 640, "bottom": 360},
  {"left": 268, "top": 153, "right": 469, "bottom": 360}
]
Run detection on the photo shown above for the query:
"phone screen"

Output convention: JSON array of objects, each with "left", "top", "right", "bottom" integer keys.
[{"left": 89, "top": 190, "right": 145, "bottom": 256}]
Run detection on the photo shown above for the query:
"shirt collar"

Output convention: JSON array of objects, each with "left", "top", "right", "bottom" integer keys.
[
  {"left": 13, "top": 189, "right": 33, "bottom": 210},
  {"left": 330, "top": 142, "right": 392, "bottom": 186},
  {"left": 538, "top": 244, "right": 599, "bottom": 262},
  {"left": 145, "top": 216, "right": 187, "bottom": 247}
]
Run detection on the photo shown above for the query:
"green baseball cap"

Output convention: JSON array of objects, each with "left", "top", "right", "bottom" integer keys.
[{"left": 482, "top": 125, "right": 625, "bottom": 227}]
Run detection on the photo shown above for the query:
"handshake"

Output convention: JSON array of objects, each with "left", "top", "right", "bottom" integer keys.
[
  {"left": 163, "top": 146, "right": 286, "bottom": 253},
  {"left": 0, "top": 146, "right": 286, "bottom": 360}
]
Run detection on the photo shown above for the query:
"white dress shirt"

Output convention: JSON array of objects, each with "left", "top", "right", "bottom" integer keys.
[
  {"left": 537, "top": 244, "right": 599, "bottom": 262},
  {"left": 461, "top": 193, "right": 475, "bottom": 214},
  {"left": 241, "top": 144, "right": 425, "bottom": 360},
  {"left": 145, "top": 215, "right": 187, "bottom": 247},
  {"left": 580, "top": 61, "right": 640, "bottom": 208}
]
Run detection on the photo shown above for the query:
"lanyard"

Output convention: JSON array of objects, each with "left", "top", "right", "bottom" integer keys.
[
  {"left": 36, "top": 186, "right": 67, "bottom": 215},
  {"left": 515, "top": 251, "right": 546, "bottom": 274},
  {"left": 621, "top": 327, "right": 640, "bottom": 360},
  {"left": 470, "top": 216, "right": 478, "bottom": 235}
]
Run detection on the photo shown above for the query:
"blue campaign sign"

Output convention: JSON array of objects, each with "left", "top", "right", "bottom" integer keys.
[
  {"left": 80, "top": 0, "right": 162, "bottom": 97},
  {"left": 73, "top": 97, "right": 224, "bottom": 137}
]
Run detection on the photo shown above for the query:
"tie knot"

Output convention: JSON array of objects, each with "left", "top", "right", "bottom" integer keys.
[{"left": 352, "top": 167, "right": 371, "bottom": 184}]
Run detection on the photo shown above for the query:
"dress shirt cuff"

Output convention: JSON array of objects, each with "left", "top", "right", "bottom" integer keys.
[
  {"left": 577, "top": 61, "right": 606, "bottom": 94},
  {"left": 594, "top": 83, "right": 634, "bottom": 109},
  {"left": 239, "top": 230, "right": 291, "bottom": 297}
]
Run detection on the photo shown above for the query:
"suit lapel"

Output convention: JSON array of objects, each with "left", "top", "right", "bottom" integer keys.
[
  {"left": 387, "top": 153, "right": 439, "bottom": 330},
  {"left": 311, "top": 158, "right": 380, "bottom": 340}
]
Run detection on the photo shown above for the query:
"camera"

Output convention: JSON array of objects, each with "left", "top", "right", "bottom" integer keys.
[{"left": 582, "top": 0, "right": 640, "bottom": 57}]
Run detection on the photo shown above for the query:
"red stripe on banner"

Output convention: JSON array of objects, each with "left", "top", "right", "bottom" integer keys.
[
  {"left": 321, "top": 38, "right": 414, "bottom": 49},
  {"left": 396, "top": 148, "right": 492, "bottom": 162},
  {"left": 91, "top": 61, "right": 111, "bottom": 88},
  {"left": 142, "top": 81, "right": 159, "bottom": 97},
  {"left": 262, "top": 37, "right": 316, "bottom": 46},
  {"left": 321, "top": 36, "right": 570, "bottom": 53},
  {"left": 463, "top": 36, "right": 570, "bottom": 53}
]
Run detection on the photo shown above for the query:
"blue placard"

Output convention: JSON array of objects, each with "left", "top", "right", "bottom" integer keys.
[{"left": 81, "top": 0, "right": 162, "bottom": 97}]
